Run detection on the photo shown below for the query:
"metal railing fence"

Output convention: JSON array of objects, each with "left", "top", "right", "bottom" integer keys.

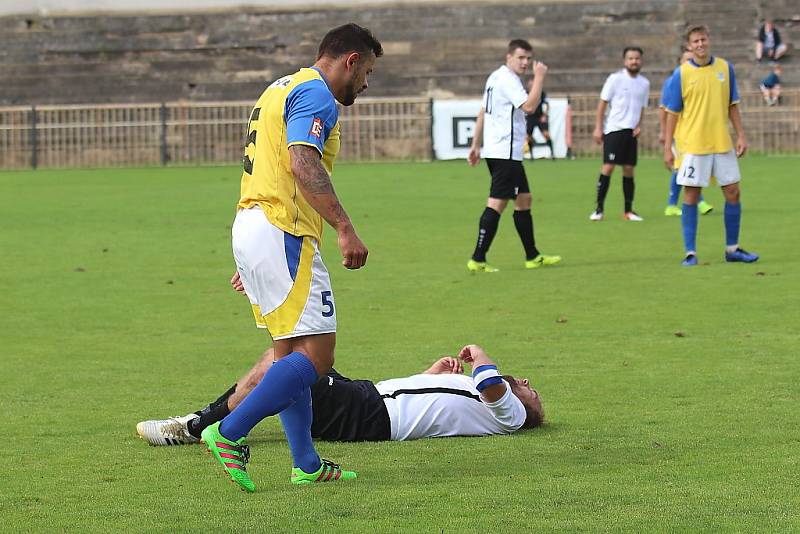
[
  {"left": 568, "top": 90, "right": 800, "bottom": 157},
  {"left": 0, "top": 97, "right": 433, "bottom": 170},
  {"left": 1, "top": 91, "right": 798, "bottom": 170}
]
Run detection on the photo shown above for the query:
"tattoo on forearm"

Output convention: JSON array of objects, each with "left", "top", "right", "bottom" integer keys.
[
  {"left": 291, "top": 146, "right": 334, "bottom": 194},
  {"left": 290, "top": 145, "right": 349, "bottom": 226}
]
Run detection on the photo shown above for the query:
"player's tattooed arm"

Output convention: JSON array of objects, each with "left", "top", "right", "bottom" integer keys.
[
  {"left": 290, "top": 144, "right": 349, "bottom": 224},
  {"left": 289, "top": 145, "right": 368, "bottom": 269}
]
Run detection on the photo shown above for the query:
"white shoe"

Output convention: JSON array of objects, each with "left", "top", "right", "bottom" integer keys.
[
  {"left": 623, "top": 211, "right": 644, "bottom": 221},
  {"left": 589, "top": 210, "right": 604, "bottom": 221},
  {"left": 136, "top": 413, "right": 200, "bottom": 446}
]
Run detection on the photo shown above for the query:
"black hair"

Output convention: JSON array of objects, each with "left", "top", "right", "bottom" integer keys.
[
  {"left": 508, "top": 39, "right": 533, "bottom": 54},
  {"left": 623, "top": 46, "right": 644, "bottom": 57},
  {"left": 317, "top": 23, "right": 383, "bottom": 60}
]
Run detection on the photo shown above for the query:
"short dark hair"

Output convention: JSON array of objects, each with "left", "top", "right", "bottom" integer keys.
[
  {"left": 686, "top": 24, "right": 710, "bottom": 41},
  {"left": 503, "top": 375, "right": 544, "bottom": 429},
  {"left": 507, "top": 39, "right": 533, "bottom": 55},
  {"left": 317, "top": 23, "right": 383, "bottom": 60},
  {"left": 623, "top": 46, "right": 644, "bottom": 57}
]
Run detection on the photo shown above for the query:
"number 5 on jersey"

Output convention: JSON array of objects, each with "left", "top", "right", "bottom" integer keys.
[{"left": 243, "top": 107, "right": 261, "bottom": 174}]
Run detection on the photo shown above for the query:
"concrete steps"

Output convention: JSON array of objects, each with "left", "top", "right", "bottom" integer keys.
[{"left": 0, "top": 0, "right": 797, "bottom": 105}]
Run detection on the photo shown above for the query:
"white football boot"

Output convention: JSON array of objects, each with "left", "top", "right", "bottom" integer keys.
[
  {"left": 136, "top": 413, "right": 200, "bottom": 446},
  {"left": 623, "top": 211, "right": 644, "bottom": 222},
  {"left": 589, "top": 210, "right": 604, "bottom": 221}
]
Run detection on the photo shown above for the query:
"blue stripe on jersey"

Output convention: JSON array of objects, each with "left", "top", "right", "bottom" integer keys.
[
  {"left": 473, "top": 364, "right": 502, "bottom": 392},
  {"left": 728, "top": 62, "right": 740, "bottom": 102},
  {"left": 660, "top": 74, "right": 673, "bottom": 107},
  {"left": 663, "top": 66, "right": 683, "bottom": 112},
  {"left": 284, "top": 232, "right": 303, "bottom": 281},
  {"left": 476, "top": 376, "right": 504, "bottom": 391},
  {"left": 284, "top": 79, "right": 338, "bottom": 155}
]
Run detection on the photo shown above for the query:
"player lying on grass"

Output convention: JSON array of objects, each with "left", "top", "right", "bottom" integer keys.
[{"left": 137, "top": 344, "right": 543, "bottom": 448}]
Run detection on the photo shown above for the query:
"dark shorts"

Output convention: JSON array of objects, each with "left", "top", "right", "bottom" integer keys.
[
  {"left": 526, "top": 114, "right": 548, "bottom": 135},
  {"left": 603, "top": 129, "right": 638, "bottom": 166},
  {"left": 486, "top": 158, "right": 530, "bottom": 199},
  {"left": 310, "top": 369, "right": 391, "bottom": 442}
]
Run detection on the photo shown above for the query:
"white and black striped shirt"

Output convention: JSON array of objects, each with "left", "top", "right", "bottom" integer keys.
[{"left": 375, "top": 374, "right": 527, "bottom": 441}]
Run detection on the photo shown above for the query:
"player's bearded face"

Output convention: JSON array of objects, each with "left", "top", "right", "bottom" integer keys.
[
  {"left": 342, "top": 53, "right": 376, "bottom": 106},
  {"left": 624, "top": 52, "right": 642, "bottom": 74}
]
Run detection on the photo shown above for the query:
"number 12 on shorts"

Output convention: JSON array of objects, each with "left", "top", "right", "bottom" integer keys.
[{"left": 321, "top": 290, "right": 334, "bottom": 317}]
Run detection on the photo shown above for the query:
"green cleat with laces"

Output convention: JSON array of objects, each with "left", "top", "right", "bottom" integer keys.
[
  {"left": 525, "top": 254, "right": 562, "bottom": 269},
  {"left": 467, "top": 259, "right": 499, "bottom": 273},
  {"left": 201, "top": 422, "right": 255, "bottom": 493},
  {"left": 291, "top": 459, "right": 358, "bottom": 485}
]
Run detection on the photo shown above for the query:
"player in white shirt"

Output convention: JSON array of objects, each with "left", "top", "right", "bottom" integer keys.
[
  {"left": 465, "top": 39, "right": 561, "bottom": 273},
  {"left": 589, "top": 47, "right": 650, "bottom": 222},
  {"left": 137, "top": 344, "right": 543, "bottom": 446}
]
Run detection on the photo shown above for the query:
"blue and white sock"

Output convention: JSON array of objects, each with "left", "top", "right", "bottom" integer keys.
[
  {"left": 279, "top": 386, "right": 321, "bottom": 473},
  {"left": 724, "top": 202, "right": 741, "bottom": 252},
  {"left": 668, "top": 171, "right": 681, "bottom": 205},
  {"left": 681, "top": 203, "right": 698, "bottom": 254}
]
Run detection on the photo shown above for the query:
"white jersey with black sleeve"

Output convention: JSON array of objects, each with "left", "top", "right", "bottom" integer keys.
[
  {"left": 480, "top": 65, "right": 529, "bottom": 161},
  {"left": 374, "top": 373, "right": 527, "bottom": 441}
]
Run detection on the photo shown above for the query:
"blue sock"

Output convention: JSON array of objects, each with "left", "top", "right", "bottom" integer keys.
[
  {"left": 219, "top": 351, "right": 319, "bottom": 442},
  {"left": 279, "top": 387, "right": 321, "bottom": 473},
  {"left": 681, "top": 203, "right": 698, "bottom": 253},
  {"left": 668, "top": 171, "right": 681, "bottom": 205},
  {"left": 724, "top": 202, "right": 741, "bottom": 248}
]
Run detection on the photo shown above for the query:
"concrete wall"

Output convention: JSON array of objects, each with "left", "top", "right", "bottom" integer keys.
[
  {"left": 0, "top": 0, "right": 439, "bottom": 17},
  {"left": 0, "top": 0, "right": 797, "bottom": 105}
]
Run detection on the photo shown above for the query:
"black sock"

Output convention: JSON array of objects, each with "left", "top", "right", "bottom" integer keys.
[
  {"left": 546, "top": 139, "right": 554, "bottom": 158},
  {"left": 623, "top": 176, "right": 635, "bottom": 212},
  {"left": 513, "top": 209, "right": 540, "bottom": 260},
  {"left": 187, "top": 384, "right": 236, "bottom": 438},
  {"left": 596, "top": 174, "right": 610, "bottom": 212},
  {"left": 471, "top": 207, "right": 501, "bottom": 262}
]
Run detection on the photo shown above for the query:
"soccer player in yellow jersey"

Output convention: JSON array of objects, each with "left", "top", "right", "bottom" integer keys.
[
  {"left": 200, "top": 23, "right": 383, "bottom": 492},
  {"left": 663, "top": 25, "right": 759, "bottom": 266},
  {"left": 658, "top": 47, "right": 713, "bottom": 217}
]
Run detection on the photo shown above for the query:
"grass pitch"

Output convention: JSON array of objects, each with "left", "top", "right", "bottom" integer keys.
[{"left": 1, "top": 156, "right": 799, "bottom": 531}]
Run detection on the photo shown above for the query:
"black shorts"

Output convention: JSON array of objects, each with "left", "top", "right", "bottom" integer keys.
[
  {"left": 603, "top": 129, "right": 638, "bottom": 166},
  {"left": 486, "top": 158, "right": 530, "bottom": 199},
  {"left": 526, "top": 114, "right": 548, "bottom": 135},
  {"left": 310, "top": 369, "right": 391, "bottom": 442}
]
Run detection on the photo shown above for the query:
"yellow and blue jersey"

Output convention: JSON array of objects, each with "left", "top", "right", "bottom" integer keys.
[
  {"left": 237, "top": 67, "right": 340, "bottom": 241},
  {"left": 659, "top": 73, "right": 674, "bottom": 109},
  {"left": 663, "top": 57, "right": 740, "bottom": 155}
]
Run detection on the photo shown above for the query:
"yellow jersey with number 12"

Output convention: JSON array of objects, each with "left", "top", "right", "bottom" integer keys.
[
  {"left": 237, "top": 67, "right": 340, "bottom": 241},
  {"left": 663, "top": 57, "right": 740, "bottom": 155}
]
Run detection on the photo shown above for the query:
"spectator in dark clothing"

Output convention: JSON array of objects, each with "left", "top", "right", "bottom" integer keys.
[{"left": 757, "top": 20, "right": 788, "bottom": 62}]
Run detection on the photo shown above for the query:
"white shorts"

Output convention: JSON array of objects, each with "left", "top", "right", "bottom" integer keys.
[
  {"left": 231, "top": 206, "right": 336, "bottom": 340},
  {"left": 676, "top": 149, "right": 741, "bottom": 188}
]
